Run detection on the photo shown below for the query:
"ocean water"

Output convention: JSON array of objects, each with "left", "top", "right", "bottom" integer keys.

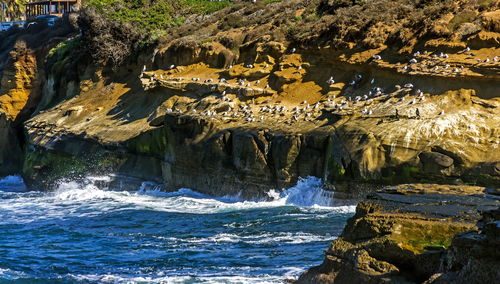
[{"left": 0, "top": 175, "right": 355, "bottom": 283}]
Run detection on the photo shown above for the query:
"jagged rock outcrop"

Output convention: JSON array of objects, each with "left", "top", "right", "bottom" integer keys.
[
  {"left": 21, "top": 41, "right": 500, "bottom": 194},
  {"left": 0, "top": 0, "right": 496, "bottom": 197},
  {"left": 0, "top": 42, "right": 41, "bottom": 174},
  {"left": 428, "top": 209, "right": 500, "bottom": 284},
  {"left": 0, "top": 16, "right": 77, "bottom": 176},
  {"left": 297, "top": 184, "right": 500, "bottom": 283}
]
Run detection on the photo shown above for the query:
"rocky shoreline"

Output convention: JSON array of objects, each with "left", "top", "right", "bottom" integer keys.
[
  {"left": 297, "top": 184, "right": 500, "bottom": 284},
  {"left": 0, "top": 0, "right": 499, "bottom": 282}
]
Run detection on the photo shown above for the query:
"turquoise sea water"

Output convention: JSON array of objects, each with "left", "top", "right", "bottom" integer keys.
[{"left": 0, "top": 175, "right": 354, "bottom": 283}]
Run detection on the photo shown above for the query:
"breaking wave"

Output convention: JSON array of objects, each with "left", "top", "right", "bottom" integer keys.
[{"left": 0, "top": 175, "right": 355, "bottom": 283}]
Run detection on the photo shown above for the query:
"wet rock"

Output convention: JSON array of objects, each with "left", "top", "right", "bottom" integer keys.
[
  {"left": 427, "top": 209, "right": 500, "bottom": 284},
  {"left": 298, "top": 184, "right": 500, "bottom": 284}
]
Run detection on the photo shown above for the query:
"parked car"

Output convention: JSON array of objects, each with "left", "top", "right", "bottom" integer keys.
[
  {"left": 14, "top": 21, "right": 25, "bottom": 28},
  {"left": 0, "top": 22, "right": 14, "bottom": 31},
  {"left": 35, "top": 15, "right": 59, "bottom": 26}
]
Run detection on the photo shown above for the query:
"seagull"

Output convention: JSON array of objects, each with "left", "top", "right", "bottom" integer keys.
[
  {"left": 290, "top": 48, "right": 296, "bottom": 53},
  {"left": 372, "top": 55, "right": 382, "bottom": 60},
  {"left": 404, "top": 83, "right": 414, "bottom": 89},
  {"left": 370, "top": 78, "right": 375, "bottom": 84},
  {"left": 409, "top": 58, "right": 418, "bottom": 64},
  {"left": 463, "top": 47, "right": 470, "bottom": 53},
  {"left": 169, "top": 64, "right": 175, "bottom": 69},
  {"left": 355, "top": 74, "right": 362, "bottom": 80},
  {"left": 326, "top": 77, "right": 335, "bottom": 84}
]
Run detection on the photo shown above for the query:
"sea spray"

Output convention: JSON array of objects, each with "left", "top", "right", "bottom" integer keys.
[{"left": 0, "top": 175, "right": 355, "bottom": 283}]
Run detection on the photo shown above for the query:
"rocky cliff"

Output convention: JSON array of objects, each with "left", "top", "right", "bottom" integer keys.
[
  {"left": 297, "top": 184, "right": 500, "bottom": 283},
  {"left": 0, "top": 15, "right": 77, "bottom": 176},
  {"left": 0, "top": 0, "right": 499, "bottom": 283},
  {"left": 1, "top": 1, "right": 498, "bottom": 194},
  {"left": 22, "top": 32, "right": 500, "bottom": 196}
]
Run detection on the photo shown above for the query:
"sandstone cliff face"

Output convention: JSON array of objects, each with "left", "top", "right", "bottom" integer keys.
[
  {"left": 0, "top": 43, "right": 41, "bottom": 175},
  {"left": 0, "top": 0, "right": 497, "bottom": 196},
  {"left": 297, "top": 184, "right": 500, "bottom": 283},
  {"left": 22, "top": 39, "right": 500, "bottom": 195},
  {"left": 0, "top": 18, "right": 77, "bottom": 176}
]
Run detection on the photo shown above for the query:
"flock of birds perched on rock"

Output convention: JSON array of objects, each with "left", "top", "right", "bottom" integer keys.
[
  {"left": 136, "top": 45, "right": 499, "bottom": 126},
  {"left": 372, "top": 47, "right": 498, "bottom": 75}
]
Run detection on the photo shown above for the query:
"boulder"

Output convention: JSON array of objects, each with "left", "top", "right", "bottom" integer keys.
[
  {"left": 298, "top": 184, "right": 499, "bottom": 284},
  {"left": 419, "top": 152, "right": 454, "bottom": 170}
]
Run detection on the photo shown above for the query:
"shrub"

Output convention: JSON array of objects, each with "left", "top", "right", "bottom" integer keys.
[{"left": 78, "top": 7, "right": 145, "bottom": 66}]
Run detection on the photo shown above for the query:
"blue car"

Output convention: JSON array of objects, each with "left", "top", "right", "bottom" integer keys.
[
  {"left": 15, "top": 21, "right": 26, "bottom": 27},
  {"left": 35, "top": 15, "right": 59, "bottom": 26},
  {"left": 0, "top": 22, "right": 14, "bottom": 31}
]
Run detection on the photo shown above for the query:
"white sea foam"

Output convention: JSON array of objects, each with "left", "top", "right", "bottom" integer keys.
[
  {"left": 69, "top": 273, "right": 296, "bottom": 284},
  {"left": 0, "top": 268, "right": 27, "bottom": 280},
  {"left": 0, "top": 176, "right": 355, "bottom": 224},
  {"left": 184, "top": 232, "right": 336, "bottom": 245}
]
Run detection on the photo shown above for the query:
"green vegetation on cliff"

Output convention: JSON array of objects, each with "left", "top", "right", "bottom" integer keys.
[{"left": 85, "top": 0, "right": 232, "bottom": 34}]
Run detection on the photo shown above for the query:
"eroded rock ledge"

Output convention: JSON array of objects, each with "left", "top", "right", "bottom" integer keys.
[{"left": 297, "top": 184, "right": 500, "bottom": 284}]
